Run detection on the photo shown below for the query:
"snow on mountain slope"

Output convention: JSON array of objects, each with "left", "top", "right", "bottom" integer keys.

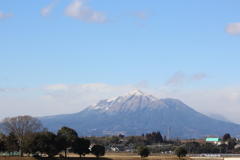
[{"left": 86, "top": 89, "right": 164, "bottom": 113}]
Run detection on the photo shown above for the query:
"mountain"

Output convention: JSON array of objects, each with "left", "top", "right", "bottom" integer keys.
[{"left": 39, "top": 89, "right": 240, "bottom": 139}]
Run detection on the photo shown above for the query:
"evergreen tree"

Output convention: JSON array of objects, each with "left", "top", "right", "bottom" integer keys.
[
  {"left": 23, "top": 131, "right": 60, "bottom": 157},
  {"left": 73, "top": 137, "right": 90, "bottom": 157},
  {"left": 57, "top": 126, "right": 78, "bottom": 157},
  {"left": 0, "top": 135, "right": 6, "bottom": 153},
  {"left": 137, "top": 146, "right": 150, "bottom": 159},
  {"left": 223, "top": 133, "right": 231, "bottom": 141},
  {"left": 185, "top": 142, "right": 200, "bottom": 153},
  {"left": 174, "top": 147, "right": 188, "bottom": 159},
  {"left": 5, "top": 132, "right": 20, "bottom": 155},
  {"left": 91, "top": 145, "right": 105, "bottom": 158}
]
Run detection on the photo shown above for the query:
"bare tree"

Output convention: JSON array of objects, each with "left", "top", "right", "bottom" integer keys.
[{"left": 1, "top": 115, "right": 43, "bottom": 156}]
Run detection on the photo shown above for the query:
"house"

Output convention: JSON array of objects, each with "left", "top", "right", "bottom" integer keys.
[{"left": 111, "top": 145, "right": 125, "bottom": 151}]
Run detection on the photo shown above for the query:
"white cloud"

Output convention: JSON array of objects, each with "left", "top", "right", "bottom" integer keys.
[
  {"left": 41, "top": 0, "right": 59, "bottom": 17},
  {"left": 0, "top": 87, "right": 34, "bottom": 92},
  {"left": 129, "top": 10, "right": 155, "bottom": 27},
  {"left": 132, "top": 11, "right": 148, "bottom": 19},
  {"left": 189, "top": 73, "right": 207, "bottom": 82},
  {"left": 131, "top": 9, "right": 155, "bottom": 20},
  {"left": 166, "top": 72, "right": 207, "bottom": 85},
  {"left": 0, "top": 11, "right": 13, "bottom": 20},
  {"left": 227, "top": 91, "right": 240, "bottom": 102},
  {"left": 225, "top": 23, "right": 240, "bottom": 36},
  {"left": 45, "top": 84, "right": 69, "bottom": 90},
  {"left": 64, "top": 0, "right": 107, "bottom": 23},
  {"left": 165, "top": 71, "right": 185, "bottom": 85},
  {"left": 46, "top": 82, "right": 145, "bottom": 96}
]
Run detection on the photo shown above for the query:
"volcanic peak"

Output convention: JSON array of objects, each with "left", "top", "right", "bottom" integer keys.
[
  {"left": 124, "top": 89, "right": 158, "bottom": 102},
  {"left": 128, "top": 89, "right": 145, "bottom": 96}
]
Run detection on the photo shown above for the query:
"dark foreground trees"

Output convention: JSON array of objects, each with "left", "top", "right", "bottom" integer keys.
[
  {"left": 1, "top": 115, "right": 43, "bottom": 156},
  {"left": 185, "top": 142, "right": 200, "bottom": 153},
  {"left": 73, "top": 137, "right": 90, "bottom": 157},
  {"left": 23, "top": 130, "right": 91, "bottom": 158},
  {"left": 23, "top": 131, "right": 60, "bottom": 157},
  {"left": 57, "top": 126, "right": 79, "bottom": 157},
  {"left": 0, "top": 119, "right": 95, "bottom": 158},
  {"left": 5, "top": 132, "right": 20, "bottom": 155},
  {"left": 91, "top": 145, "right": 105, "bottom": 158},
  {"left": 0, "top": 134, "right": 6, "bottom": 153},
  {"left": 145, "top": 131, "right": 163, "bottom": 143},
  {"left": 137, "top": 146, "right": 150, "bottom": 159},
  {"left": 174, "top": 147, "right": 188, "bottom": 159}
]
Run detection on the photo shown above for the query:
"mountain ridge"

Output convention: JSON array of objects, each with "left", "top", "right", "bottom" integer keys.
[{"left": 40, "top": 89, "right": 240, "bottom": 139}]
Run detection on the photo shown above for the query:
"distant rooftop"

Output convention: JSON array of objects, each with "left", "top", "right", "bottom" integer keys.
[{"left": 206, "top": 138, "right": 221, "bottom": 142}]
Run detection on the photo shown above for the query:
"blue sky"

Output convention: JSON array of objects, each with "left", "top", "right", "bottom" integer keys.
[{"left": 1, "top": 0, "right": 240, "bottom": 123}]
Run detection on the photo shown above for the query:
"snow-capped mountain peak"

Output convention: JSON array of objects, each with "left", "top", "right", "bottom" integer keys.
[
  {"left": 127, "top": 89, "right": 145, "bottom": 96},
  {"left": 124, "top": 89, "right": 158, "bottom": 101},
  {"left": 87, "top": 90, "right": 160, "bottom": 113},
  {"left": 40, "top": 89, "right": 240, "bottom": 139}
]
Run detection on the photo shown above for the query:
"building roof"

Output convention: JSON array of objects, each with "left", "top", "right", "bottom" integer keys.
[{"left": 206, "top": 138, "right": 221, "bottom": 142}]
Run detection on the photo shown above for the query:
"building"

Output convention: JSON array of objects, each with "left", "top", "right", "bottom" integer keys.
[
  {"left": 206, "top": 138, "right": 221, "bottom": 142},
  {"left": 206, "top": 138, "right": 223, "bottom": 145}
]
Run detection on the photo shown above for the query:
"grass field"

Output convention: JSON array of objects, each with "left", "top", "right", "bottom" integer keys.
[{"left": 0, "top": 152, "right": 188, "bottom": 160}]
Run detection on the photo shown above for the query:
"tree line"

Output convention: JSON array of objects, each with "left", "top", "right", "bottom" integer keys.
[
  {"left": 1, "top": 115, "right": 239, "bottom": 158},
  {"left": 0, "top": 115, "right": 168, "bottom": 158},
  {"left": 0, "top": 115, "right": 105, "bottom": 157}
]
